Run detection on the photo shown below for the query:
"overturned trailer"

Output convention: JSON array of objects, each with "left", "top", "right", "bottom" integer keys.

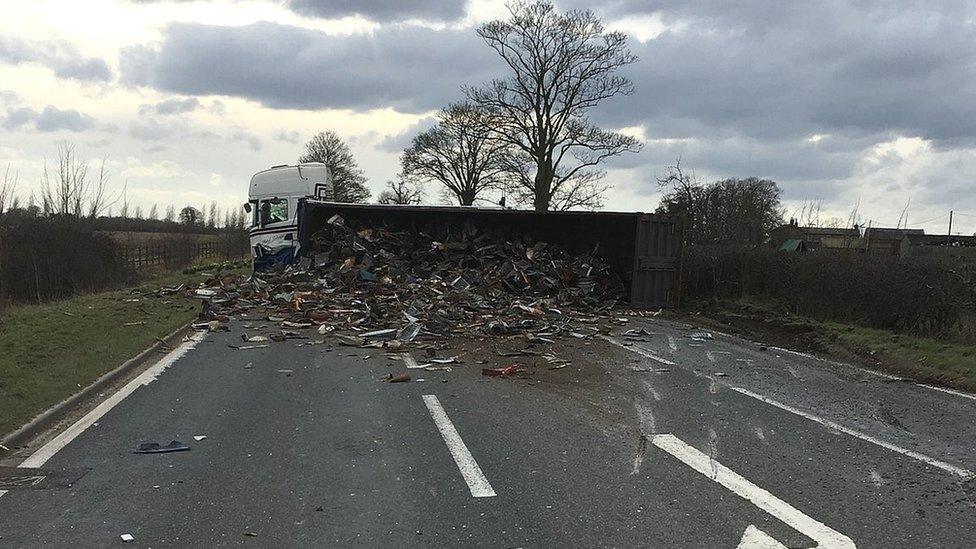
[{"left": 292, "top": 201, "right": 682, "bottom": 309}]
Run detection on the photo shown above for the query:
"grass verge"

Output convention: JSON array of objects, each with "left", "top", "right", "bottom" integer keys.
[
  {"left": 683, "top": 298, "right": 976, "bottom": 393},
  {"left": 0, "top": 260, "right": 249, "bottom": 437}
]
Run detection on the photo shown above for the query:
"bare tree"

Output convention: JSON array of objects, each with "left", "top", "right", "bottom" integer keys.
[
  {"left": 0, "top": 165, "right": 18, "bottom": 216},
  {"left": 40, "top": 143, "right": 116, "bottom": 217},
  {"left": 207, "top": 201, "right": 218, "bottom": 228},
  {"left": 469, "top": 1, "right": 642, "bottom": 210},
  {"left": 164, "top": 204, "right": 176, "bottom": 222},
  {"left": 148, "top": 203, "right": 158, "bottom": 220},
  {"left": 299, "top": 131, "right": 370, "bottom": 203},
  {"left": 86, "top": 157, "right": 113, "bottom": 217},
  {"left": 377, "top": 177, "right": 424, "bottom": 205},
  {"left": 133, "top": 205, "right": 143, "bottom": 219},
  {"left": 118, "top": 182, "right": 129, "bottom": 218},
  {"left": 402, "top": 103, "right": 509, "bottom": 205}
]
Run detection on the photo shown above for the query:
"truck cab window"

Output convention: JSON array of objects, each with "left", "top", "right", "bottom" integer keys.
[
  {"left": 249, "top": 200, "right": 259, "bottom": 227},
  {"left": 261, "top": 198, "right": 288, "bottom": 225}
]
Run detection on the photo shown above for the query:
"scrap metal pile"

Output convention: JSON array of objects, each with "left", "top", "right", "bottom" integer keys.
[{"left": 190, "top": 214, "right": 626, "bottom": 351}]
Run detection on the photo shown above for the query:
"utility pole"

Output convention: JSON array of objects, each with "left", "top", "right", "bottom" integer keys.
[{"left": 946, "top": 210, "right": 953, "bottom": 249}]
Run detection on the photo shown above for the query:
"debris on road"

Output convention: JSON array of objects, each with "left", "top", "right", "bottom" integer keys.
[
  {"left": 120, "top": 533, "right": 134, "bottom": 542},
  {"left": 134, "top": 441, "right": 190, "bottom": 454},
  {"left": 183, "top": 220, "right": 626, "bottom": 349},
  {"left": 385, "top": 373, "right": 411, "bottom": 383},
  {"left": 482, "top": 365, "right": 520, "bottom": 377},
  {"left": 686, "top": 331, "right": 714, "bottom": 341},
  {"left": 193, "top": 435, "right": 207, "bottom": 441},
  {"left": 228, "top": 344, "right": 269, "bottom": 350}
]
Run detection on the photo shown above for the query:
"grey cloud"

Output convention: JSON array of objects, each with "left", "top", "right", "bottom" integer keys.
[
  {"left": 0, "top": 90, "right": 21, "bottom": 106},
  {"left": 4, "top": 105, "right": 95, "bottom": 131},
  {"left": 377, "top": 116, "right": 437, "bottom": 152},
  {"left": 273, "top": 129, "right": 301, "bottom": 144},
  {"left": 139, "top": 97, "right": 200, "bottom": 116},
  {"left": 142, "top": 144, "right": 170, "bottom": 154},
  {"left": 284, "top": 0, "right": 467, "bottom": 22},
  {"left": 129, "top": 119, "right": 173, "bottom": 141},
  {"left": 3, "top": 107, "right": 34, "bottom": 129},
  {"left": 0, "top": 35, "right": 112, "bottom": 82},
  {"left": 588, "top": 1, "right": 976, "bottom": 146},
  {"left": 228, "top": 130, "right": 262, "bottom": 151},
  {"left": 154, "top": 97, "right": 200, "bottom": 115},
  {"left": 120, "top": 21, "right": 497, "bottom": 112},
  {"left": 34, "top": 106, "right": 96, "bottom": 131}
]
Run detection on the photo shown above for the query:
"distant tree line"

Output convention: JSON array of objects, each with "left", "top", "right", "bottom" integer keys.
[{"left": 0, "top": 143, "right": 247, "bottom": 233}]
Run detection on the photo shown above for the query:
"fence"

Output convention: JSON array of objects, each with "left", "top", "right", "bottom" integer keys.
[
  {"left": 117, "top": 236, "right": 249, "bottom": 270},
  {"left": 0, "top": 215, "right": 249, "bottom": 306}
]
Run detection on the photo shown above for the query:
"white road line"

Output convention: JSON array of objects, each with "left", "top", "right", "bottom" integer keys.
[
  {"left": 612, "top": 340, "right": 975, "bottom": 479},
  {"left": 916, "top": 383, "right": 976, "bottom": 402},
  {"left": 728, "top": 386, "right": 975, "bottom": 479},
  {"left": 652, "top": 434, "right": 856, "bottom": 549},
  {"left": 601, "top": 335, "right": 677, "bottom": 366},
  {"left": 773, "top": 345, "right": 976, "bottom": 402},
  {"left": 738, "top": 524, "right": 787, "bottom": 548},
  {"left": 0, "top": 332, "right": 205, "bottom": 501},
  {"left": 422, "top": 395, "right": 496, "bottom": 498}
]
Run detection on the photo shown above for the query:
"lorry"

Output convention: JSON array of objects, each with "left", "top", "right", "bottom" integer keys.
[
  {"left": 246, "top": 162, "right": 333, "bottom": 270},
  {"left": 245, "top": 164, "right": 682, "bottom": 309}
]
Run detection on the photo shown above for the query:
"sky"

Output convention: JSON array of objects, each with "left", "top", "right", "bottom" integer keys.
[{"left": 1, "top": 0, "right": 974, "bottom": 233}]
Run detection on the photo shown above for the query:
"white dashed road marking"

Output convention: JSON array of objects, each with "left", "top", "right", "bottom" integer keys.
[
  {"left": 652, "top": 434, "right": 856, "bottom": 549},
  {"left": 422, "top": 394, "right": 496, "bottom": 498}
]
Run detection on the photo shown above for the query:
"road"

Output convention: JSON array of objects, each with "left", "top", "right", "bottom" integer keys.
[{"left": 1, "top": 316, "right": 975, "bottom": 548}]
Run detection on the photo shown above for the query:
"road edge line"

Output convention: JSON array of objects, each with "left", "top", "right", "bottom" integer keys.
[
  {"left": 0, "top": 322, "right": 195, "bottom": 453},
  {"left": 608, "top": 336, "right": 976, "bottom": 479},
  {"left": 0, "top": 331, "right": 205, "bottom": 501}
]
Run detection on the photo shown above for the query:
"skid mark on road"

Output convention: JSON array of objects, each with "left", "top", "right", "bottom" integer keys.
[
  {"left": 422, "top": 395, "right": 496, "bottom": 498},
  {"left": 652, "top": 434, "right": 856, "bottom": 549},
  {"left": 612, "top": 339, "right": 976, "bottom": 480},
  {"left": 729, "top": 386, "right": 974, "bottom": 478},
  {"left": 0, "top": 332, "right": 206, "bottom": 502},
  {"left": 601, "top": 335, "right": 676, "bottom": 366}
]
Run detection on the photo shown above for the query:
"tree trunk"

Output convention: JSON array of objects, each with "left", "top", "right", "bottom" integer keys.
[
  {"left": 533, "top": 160, "right": 554, "bottom": 211},
  {"left": 460, "top": 189, "right": 476, "bottom": 206}
]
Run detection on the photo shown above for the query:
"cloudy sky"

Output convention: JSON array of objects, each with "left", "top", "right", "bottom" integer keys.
[{"left": 1, "top": 0, "right": 974, "bottom": 233}]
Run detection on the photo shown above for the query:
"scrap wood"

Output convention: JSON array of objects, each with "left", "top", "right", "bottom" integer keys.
[
  {"left": 181, "top": 217, "right": 627, "bottom": 352},
  {"left": 482, "top": 365, "right": 520, "bottom": 377}
]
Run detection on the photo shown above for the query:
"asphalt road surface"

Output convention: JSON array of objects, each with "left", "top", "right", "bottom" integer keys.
[{"left": 1, "top": 317, "right": 975, "bottom": 548}]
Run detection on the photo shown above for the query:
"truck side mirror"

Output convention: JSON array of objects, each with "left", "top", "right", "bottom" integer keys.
[{"left": 243, "top": 202, "right": 252, "bottom": 213}]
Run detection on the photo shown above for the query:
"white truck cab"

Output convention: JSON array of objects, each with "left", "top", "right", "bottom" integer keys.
[{"left": 246, "top": 163, "right": 332, "bottom": 269}]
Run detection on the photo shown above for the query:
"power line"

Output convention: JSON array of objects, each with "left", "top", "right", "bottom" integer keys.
[{"left": 912, "top": 212, "right": 949, "bottom": 225}]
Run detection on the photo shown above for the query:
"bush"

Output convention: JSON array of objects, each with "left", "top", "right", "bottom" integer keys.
[
  {"left": 0, "top": 216, "right": 130, "bottom": 303},
  {"left": 683, "top": 246, "right": 976, "bottom": 341}
]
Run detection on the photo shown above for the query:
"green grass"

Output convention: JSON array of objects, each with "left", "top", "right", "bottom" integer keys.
[
  {"left": 688, "top": 298, "right": 976, "bottom": 393},
  {"left": 0, "top": 261, "right": 250, "bottom": 437},
  {"left": 824, "top": 322, "right": 976, "bottom": 390}
]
